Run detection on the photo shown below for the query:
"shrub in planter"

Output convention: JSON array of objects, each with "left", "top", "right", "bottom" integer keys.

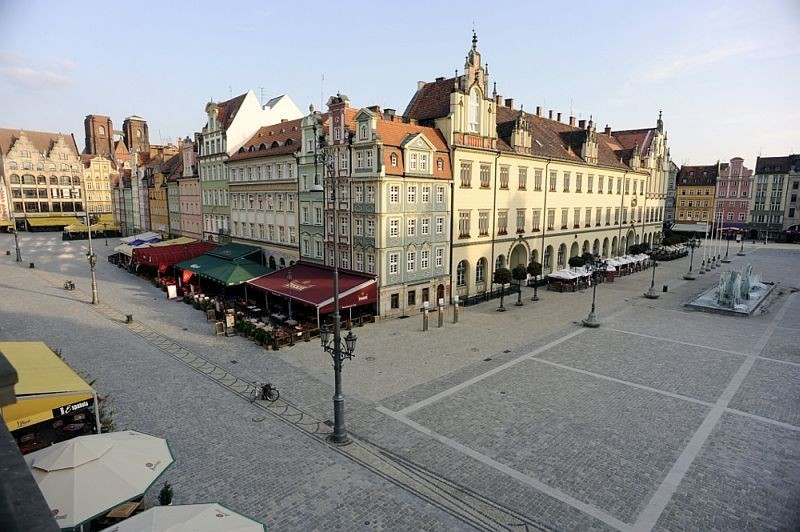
[{"left": 254, "top": 328, "right": 267, "bottom": 345}]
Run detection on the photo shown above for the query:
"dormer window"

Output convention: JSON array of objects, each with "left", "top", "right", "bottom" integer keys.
[
  {"left": 360, "top": 124, "right": 368, "bottom": 139},
  {"left": 99, "top": 126, "right": 105, "bottom": 136},
  {"left": 437, "top": 158, "right": 443, "bottom": 171},
  {"left": 334, "top": 128, "right": 341, "bottom": 141},
  {"left": 391, "top": 153, "right": 398, "bottom": 167},
  {"left": 410, "top": 153, "right": 417, "bottom": 171},
  {"left": 469, "top": 88, "right": 481, "bottom": 133}
]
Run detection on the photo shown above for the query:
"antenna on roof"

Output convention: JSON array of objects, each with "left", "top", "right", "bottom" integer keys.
[
  {"left": 228, "top": 86, "right": 232, "bottom": 98},
  {"left": 320, "top": 74, "right": 325, "bottom": 110},
  {"left": 570, "top": 98, "right": 573, "bottom": 116},
  {"left": 259, "top": 87, "right": 265, "bottom": 106}
]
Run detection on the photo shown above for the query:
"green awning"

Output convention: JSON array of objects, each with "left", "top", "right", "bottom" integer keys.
[
  {"left": 206, "top": 242, "right": 262, "bottom": 261},
  {"left": 175, "top": 255, "right": 271, "bottom": 287}
]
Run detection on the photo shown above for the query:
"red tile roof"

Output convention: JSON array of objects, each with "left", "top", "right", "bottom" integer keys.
[
  {"left": 495, "top": 107, "right": 635, "bottom": 170},
  {"left": 374, "top": 116, "right": 451, "bottom": 179},
  {"left": 611, "top": 128, "right": 655, "bottom": 155},
  {"left": 228, "top": 117, "right": 305, "bottom": 161},
  {"left": 215, "top": 92, "right": 248, "bottom": 129},
  {"left": 403, "top": 77, "right": 456, "bottom": 122}
]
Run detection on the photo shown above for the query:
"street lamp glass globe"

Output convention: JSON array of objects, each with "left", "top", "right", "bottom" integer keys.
[{"left": 344, "top": 330, "right": 358, "bottom": 354}]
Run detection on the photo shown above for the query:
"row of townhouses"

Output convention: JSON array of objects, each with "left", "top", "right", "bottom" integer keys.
[{"left": 2, "top": 35, "right": 797, "bottom": 316}]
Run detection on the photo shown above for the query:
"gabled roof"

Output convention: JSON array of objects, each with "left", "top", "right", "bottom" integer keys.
[
  {"left": 375, "top": 119, "right": 449, "bottom": 153},
  {"left": 215, "top": 92, "right": 248, "bottom": 129},
  {"left": 0, "top": 128, "right": 79, "bottom": 157},
  {"left": 495, "top": 107, "right": 635, "bottom": 170},
  {"left": 611, "top": 128, "right": 655, "bottom": 156},
  {"left": 403, "top": 77, "right": 456, "bottom": 121},
  {"left": 228, "top": 117, "right": 304, "bottom": 162},
  {"left": 114, "top": 139, "right": 129, "bottom": 154},
  {"left": 80, "top": 153, "right": 117, "bottom": 169}
]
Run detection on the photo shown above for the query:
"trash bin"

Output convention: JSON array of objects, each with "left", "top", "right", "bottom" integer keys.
[
  {"left": 29, "top": 262, "right": 35, "bottom": 268},
  {"left": 662, "top": 285, "right": 668, "bottom": 293},
  {"left": 125, "top": 314, "right": 134, "bottom": 324}
]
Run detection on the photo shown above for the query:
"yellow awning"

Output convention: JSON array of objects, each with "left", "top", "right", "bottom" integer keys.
[
  {"left": 152, "top": 237, "right": 196, "bottom": 247},
  {"left": 26, "top": 216, "right": 81, "bottom": 227},
  {"left": 0, "top": 342, "right": 96, "bottom": 432},
  {"left": 64, "top": 222, "right": 120, "bottom": 233},
  {"left": 0, "top": 218, "right": 13, "bottom": 228}
]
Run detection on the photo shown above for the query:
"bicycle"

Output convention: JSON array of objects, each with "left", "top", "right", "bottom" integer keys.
[{"left": 249, "top": 382, "right": 280, "bottom": 403}]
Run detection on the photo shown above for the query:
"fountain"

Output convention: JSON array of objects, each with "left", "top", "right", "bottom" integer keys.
[{"left": 687, "top": 263, "right": 773, "bottom": 316}]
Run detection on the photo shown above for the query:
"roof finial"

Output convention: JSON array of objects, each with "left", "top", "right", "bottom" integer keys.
[
  {"left": 492, "top": 82, "right": 497, "bottom": 98},
  {"left": 659, "top": 109, "right": 662, "bottom": 120},
  {"left": 472, "top": 30, "right": 478, "bottom": 51}
]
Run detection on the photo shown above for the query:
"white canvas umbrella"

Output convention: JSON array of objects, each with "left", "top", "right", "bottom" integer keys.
[
  {"left": 102, "top": 503, "right": 266, "bottom": 532},
  {"left": 25, "top": 431, "right": 174, "bottom": 530}
]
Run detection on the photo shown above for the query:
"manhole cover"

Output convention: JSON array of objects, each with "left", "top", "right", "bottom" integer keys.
[
  {"left": 252, "top": 416, "right": 265, "bottom": 422},
  {"left": 365, "top": 356, "right": 376, "bottom": 361}
]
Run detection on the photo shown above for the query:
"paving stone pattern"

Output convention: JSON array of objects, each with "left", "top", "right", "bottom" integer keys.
[{"left": 2, "top": 233, "right": 799, "bottom": 531}]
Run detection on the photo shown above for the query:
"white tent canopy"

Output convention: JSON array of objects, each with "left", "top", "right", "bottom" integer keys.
[
  {"left": 105, "top": 503, "right": 266, "bottom": 532},
  {"left": 120, "top": 232, "right": 160, "bottom": 244}
]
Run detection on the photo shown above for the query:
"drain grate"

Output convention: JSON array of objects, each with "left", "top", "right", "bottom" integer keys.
[{"left": 483, "top": 357, "right": 492, "bottom": 362}]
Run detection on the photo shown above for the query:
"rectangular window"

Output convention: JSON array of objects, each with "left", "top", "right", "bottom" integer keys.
[
  {"left": 738, "top": 213, "right": 746, "bottom": 221},
  {"left": 367, "top": 219, "right": 375, "bottom": 236},
  {"left": 547, "top": 209, "right": 555, "bottom": 230},
  {"left": 561, "top": 208, "right": 568, "bottom": 229},
  {"left": 563, "top": 172, "right": 571, "bottom": 192},
  {"left": 614, "top": 207, "right": 620, "bottom": 224},
  {"left": 460, "top": 163, "right": 472, "bottom": 187},
  {"left": 366, "top": 186, "right": 375, "bottom": 203},
  {"left": 585, "top": 207, "right": 592, "bottom": 227},
  {"left": 516, "top": 209, "right": 525, "bottom": 233},
  {"left": 518, "top": 167, "right": 527, "bottom": 190},
  {"left": 480, "top": 164, "right": 491, "bottom": 188},
  {"left": 407, "top": 218, "right": 416, "bottom": 236},
  {"left": 355, "top": 218, "right": 363, "bottom": 236},
  {"left": 435, "top": 248, "right": 444, "bottom": 267},
  {"left": 408, "top": 290, "right": 416, "bottom": 306},
  {"left": 419, "top": 154, "right": 427, "bottom": 171},
  {"left": 315, "top": 240, "right": 323, "bottom": 258},
  {"left": 389, "top": 253, "right": 399, "bottom": 274},
  {"left": 355, "top": 185, "right": 363, "bottom": 203},
  {"left": 421, "top": 217, "right": 430, "bottom": 235},
  {"left": 390, "top": 219, "right": 399, "bottom": 237},
  {"left": 391, "top": 293, "right": 399, "bottom": 309},
  {"left": 479, "top": 211, "right": 489, "bottom": 236},
  {"left": 366, "top": 150, "right": 373, "bottom": 168},
  {"left": 458, "top": 211, "right": 470, "bottom": 238},
  {"left": 587, "top": 174, "right": 593, "bottom": 193},
  {"left": 367, "top": 254, "right": 375, "bottom": 273},
  {"left": 617, "top": 177, "right": 622, "bottom": 194},
  {"left": 410, "top": 153, "right": 417, "bottom": 170},
  {"left": 598, "top": 175, "right": 604, "bottom": 193},
  {"left": 390, "top": 185, "right": 399, "bottom": 203},
  {"left": 534, "top": 168, "right": 543, "bottom": 191},
  {"left": 421, "top": 186, "right": 430, "bottom": 203},
  {"left": 315, "top": 207, "right": 322, "bottom": 224},
  {"left": 499, "top": 166, "right": 509, "bottom": 189},
  {"left": 497, "top": 210, "right": 508, "bottom": 235},
  {"left": 436, "top": 186, "right": 445, "bottom": 203},
  {"left": 407, "top": 185, "right": 416, "bottom": 204},
  {"left": 435, "top": 216, "right": 444, "bottom": 234},
  {"left": 356, "top": 252, "right": 364, "bottom": 271},
  {"left": 302, "top": 206, "right": 309, "bottom": 224},
  {"left": 573, "top": 208, "right": 580, "bottom": 228},
  {"left": 407, "top": 251, "right": 415, "bottom": 272},
  {"left": 420, "top": 249, "right": 429, "bottom": 269},
  {"left": 576, "top": 173, "right": 582, "bottom": 192},
  {"left": 549, "top": 170, "right": 557, "bottom": 192},
  {"left": 531, "top": 209, "right": 541, "bottom": 231}
]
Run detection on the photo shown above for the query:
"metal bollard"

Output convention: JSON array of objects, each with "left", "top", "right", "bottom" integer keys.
[
  {"left": 29, "top": 262, "right": 35, "bottom": 269},
  {"left": 662, "top": 285, "right": 668, "bottom": 293},
  {"left": 125, "top": 314, "right": 134, "bottom": 324},
  {"left": 453, "top": 297, "right": 460, "bottom": 324},
  {"left": 422, "top": 309, "right": 429, "bottom": 331}
]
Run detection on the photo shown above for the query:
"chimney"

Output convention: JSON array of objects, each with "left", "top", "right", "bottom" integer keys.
[
  {"left": 536, "top": 106, "right": 542, "bottom": 117},
  {"left": 417, "top": 81, "right": 426, "bottom": 90},
  {"left": 604, "top": 124, "right": 611, "bottom": 135},
  {"left": 496, "top": 94, "right": 503, "bottom": 106},
  {"left": 504, "top": 98, "right": 514, "bottom": 109},
  {"left": 384, "top": 108, "right": 396, "bottom": 120},
  {"left": 569, "top": 116, "right": 576, "bottom": 127},
  {"left": 557, "top": 112, "right": 562, "bottom": 122},
  {"left": 548, "top": 110, "right": 553, "bottom": 120},
  {"left": 579, "top": 119, "right": 586, "bottom": 129}
]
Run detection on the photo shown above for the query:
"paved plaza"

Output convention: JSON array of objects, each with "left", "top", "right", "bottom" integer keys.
[{"left": 1, "top": 232, "right": 799, "bottom": 531}]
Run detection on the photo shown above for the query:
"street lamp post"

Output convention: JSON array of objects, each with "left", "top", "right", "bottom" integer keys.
[
  {"left": 286, "top": 270, "right": 293, "bottom": 322},
  {"left": 737, "top": 232, "right": 746, "bottom": 256},
  {"left": 684, "top": 237, "right": 699, "bottom": 280},
  {"left": 582, "top": 255, "right": 606, "bottom": 328},
  {"left": 317, "top": 138, "right": 354, "bottom": 446},
  {"left": 103, "top": 222, "right": 109, "bottom": 246},
  {"left": 12, "top": 215, "right": 22, "bottom": 262},
  {"left": 84, "top": 209, "right": 99, "bottom": 305},
  {"left": 722, "top": 231, "right": 732, "bottom": 263},
  {"left": 644, "top": 259, "right": 659, "bottom": 299}
]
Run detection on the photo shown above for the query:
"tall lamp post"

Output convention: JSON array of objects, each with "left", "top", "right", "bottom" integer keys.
[
  {"left": 286, "top": 270, "right": 293, "bottom": 322},
  {"left": 317, "top": 140, "right": 355, "bottom": 445},
  {"left": 683, "top": 237, "right": 699, "bottom": 280},
  {"left": 77, "top": 186, "right": 99, "bottom": 305},
  {"left": 722, "top": 231, "right": 732, "bottom": 263},
  {"left": 644, "top": 259, "right": 659, "bottom": 299},
  {"left": 582, "top": 255, "right": 606, "bottom": 328},
  {"left": 12, "top": 214, "right": 22, "bottom": 262}
]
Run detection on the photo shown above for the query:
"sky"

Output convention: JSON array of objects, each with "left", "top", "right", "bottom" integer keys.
[{"left": 1, "top": 0, "right": 798, "bottom": 166}]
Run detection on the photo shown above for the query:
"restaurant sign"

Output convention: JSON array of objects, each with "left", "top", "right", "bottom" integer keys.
[{"left": 52, "top": 397, "right": 94, "bottom": 418}]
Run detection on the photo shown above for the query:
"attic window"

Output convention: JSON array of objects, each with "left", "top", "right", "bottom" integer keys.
[
  {"left": 271, "top": 141, "right": 280, "bottom": 148},
  {"left": 249, "top": 146, "right": 256, "bottom": 152},
  {"left": 259, "top": 143, "right": 267, "bottom": 150},
  {"left": 280, "top": 128, "right": 286, "bottom": 133},
  {"left": 285, "top": 139, "right": 293, "bottom": 146},
  {"left": 437, "top": 158, "right": 444, "bottom": 171},
  {"left": 360, "top": 125, "right": 368, "bottom": 139},
  {"left": 269, "top": 131, "right": 274, "bottom": 136},
  {"left": 391, "top": 153, "right": 398, "bottom": 167}
]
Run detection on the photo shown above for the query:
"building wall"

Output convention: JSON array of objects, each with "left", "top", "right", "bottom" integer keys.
[
  {"left": 167, "top": 181, "right": 181, "bottom": 236},
  {"left": 298, "top": 111, "right": 326, "bottom": 264},
  {"left": 714, "top": 157, "right": 753, "bottom": 229},
  {"left": 178, "top": 177, "right": 202, "bottom": 239},
  {"left": 83, "top": 156, "right": 115, "bottom": 214},
  {"left": 676, "top": 184, "right": 715, "bottom": 224},
  {"left": 83, "top": 115, "right": 114, "bottom": 156}
]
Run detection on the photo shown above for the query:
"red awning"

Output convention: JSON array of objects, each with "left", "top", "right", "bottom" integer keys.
[
  {"left": 133, "top": 242, "right": 218, "bottom": 273},
  {"left": 246, "top": 262, "right": 377, "bottom": 313}
]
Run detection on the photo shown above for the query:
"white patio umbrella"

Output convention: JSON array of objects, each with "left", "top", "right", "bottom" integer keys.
[
  {"left": 25, "top": 430, "right": 174, "bottom": 530},
  {"left": 102, "top": 503, "right": 266, "bottom": 532}
]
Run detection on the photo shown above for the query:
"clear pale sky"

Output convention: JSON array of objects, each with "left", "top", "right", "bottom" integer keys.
[{"left": 1, "top": 0, "right": 798, "bottom": 166}]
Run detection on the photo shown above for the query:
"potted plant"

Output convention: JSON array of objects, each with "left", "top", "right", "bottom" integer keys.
[
  {"left": 254, "top": 328, "right": 266, "bottom": 346},
  {"left": 493, "top": 267, "right": 512, "bottom": 311},
  {"left": 263, "top": 331, "right": 273, "bottom": 349},
  {"left": 511, "top": 264, "right": 528, "bottom": 306},
  {"left": 158, "top": 481, "right": 173, "bottom": 506}
]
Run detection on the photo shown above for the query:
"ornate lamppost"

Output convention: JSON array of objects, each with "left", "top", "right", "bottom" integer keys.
[
  {"left": 76, "top": 186, "right": 99, "bottom": 304},
  {"left": 12, "top": 214, "right": 22, "bottom": 262},
  {"left": 317, "top": 136, "right": 356, "bottom": 446},
  {"left": 582, "top": 254, "right": 606, "bottom": 328},
  {"left": 722, "top": 231, "right": 732, "bottom": 263},
  {"left": 683, "top": 237, "right": 699, "bottom": 280}
]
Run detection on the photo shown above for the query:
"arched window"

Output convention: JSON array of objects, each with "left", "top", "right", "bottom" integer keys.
[
  {"left": 50, "top": 176, "right": 58, "bottom": 185},
  {"left": 437, "top": 158, "right": 443, "bottom": 171},
  {"left": 99, "top": 126, "right": 105, "bottom": 135},
  {"left": 469, "top": 88, "right": 481, "bottom": 133},
  {"left": 360, "top": 125, "right": 368, "bottom": 139},
  {"left": 10, "top": 174, "right": 20, "bottom": 184},
  {"left": 476, "top": 258, "right": 485, "bottom": 283},
  {"left": 8, "top": 162, "right": 17, "bottom": 169},
  {"left": 456, "top": 260, "right": 467, "bottom": 287},
  {"left": 495, "top": 255, "right": 505, "bottom": 271},
  {"left": 390, "top": 153, "right": 397, "bottom": 167}
]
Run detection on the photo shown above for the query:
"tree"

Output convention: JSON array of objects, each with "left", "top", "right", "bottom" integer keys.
[
  {"left": 512, "top": 264, "right": 528, "bottom": 306},
  {"left": 568, "top": 256, "right": 585, "bottom": 268},
  {"left": 493, "top": 267, "right": 512, "bottom": 311},
  {"left": 527, "top": 260, "right": 542, "bottom": 301},
  {"left": 581, "top": 251, "right": 594, "bottom": 264}
]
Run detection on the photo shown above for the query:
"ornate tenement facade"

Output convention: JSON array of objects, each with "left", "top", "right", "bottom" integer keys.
[
  {"left": 676, "top": 164, "right": 718, "bottom": 226},
  {"left": 714, "top": 157, "right": 753, "bottom": 230},
  {"left": 80, "top": 154, "right": 117, "bottom": 214},
  {"left": 404, "top": 34, "right": 663, "bottom": 301},
  {"left": 751, "top": 154, "right": 800, "bottom": 239}
]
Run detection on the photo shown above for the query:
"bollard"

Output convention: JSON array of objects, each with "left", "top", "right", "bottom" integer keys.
[
  {"left": 422, "top": 309, "right": 429, "bottom": 331},
  {"left": 29, "top": 262, "right": 35, "bottom": 269},
  {"left": 453, "top": 298, "right": 460, "bottom": 324},
  {"left": 662, "top": 285, "right": 668, "bottom": 293},
  {"left": 125, "top": 314, "right": 134, "bottom": 324}
]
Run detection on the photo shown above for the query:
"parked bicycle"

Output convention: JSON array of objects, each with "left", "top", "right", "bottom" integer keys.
[{"left": 249, "top": 382, "right": 280, "bottom": 402}]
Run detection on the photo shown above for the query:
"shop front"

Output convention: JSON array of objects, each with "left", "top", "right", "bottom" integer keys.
[{"left": 0, "top": 342, "right": 100, "bottom": 454}]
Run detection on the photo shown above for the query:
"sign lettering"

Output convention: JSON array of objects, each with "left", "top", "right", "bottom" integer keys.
[{"left": 52, "top": 398, "right": 94, "bottom": 418}]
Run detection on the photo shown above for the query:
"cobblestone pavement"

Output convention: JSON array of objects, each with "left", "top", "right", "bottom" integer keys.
[{"left": 1, "top": 234, "right": 799, "bottom": 531}]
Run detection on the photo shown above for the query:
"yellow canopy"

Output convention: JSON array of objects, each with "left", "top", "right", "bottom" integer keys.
[
  {"left": 152, "top": 237, "right": 196, "bottom": 247},
  {"left": 0, "top": 218, "right": 13, "bottom": 229},
  {"left": 26, "top": 216, "right": 81, "bottom": 227},
  {"left": 0, "top": 342, "right": 97, "bottom": 432},
  {"left": 64, "top": 222, "right": 120, "bottom": 233}
]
